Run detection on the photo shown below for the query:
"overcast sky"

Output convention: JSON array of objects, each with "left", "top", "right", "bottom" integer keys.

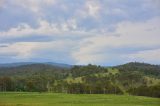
[{"left": 0, "top": 0, "right": 160, "bottom": 65}]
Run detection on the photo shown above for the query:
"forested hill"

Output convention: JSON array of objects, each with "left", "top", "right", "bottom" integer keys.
[
  {"left": 1, "top": 62, "right": 159, "bottom": 78},
  {"left": 0, "top": 62, "right": 160, "bottom": 98},
  {"left": 0, "top": 62, "right": 72, "bottom": 68},
  {"left": 0, "top": 63, "right": 70, "bottom": 78},
  {"left": 116, "top": 62, "right": 160, "bottom": 78}
]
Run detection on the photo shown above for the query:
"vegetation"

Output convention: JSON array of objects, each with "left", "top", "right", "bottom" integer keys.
[
  {"left": 0, "top": 62, "right": 160, "bottom": 98},
  {"left": 128, "top": 84, "right": 160, "bottom": 98},
  {"left": 0, "top": 92, "right": 160, "bottom": 106}
]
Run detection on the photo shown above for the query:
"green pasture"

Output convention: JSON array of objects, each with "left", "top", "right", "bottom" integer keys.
[{"left": 0, "top": 92, "right": 159, "bottom": 106}]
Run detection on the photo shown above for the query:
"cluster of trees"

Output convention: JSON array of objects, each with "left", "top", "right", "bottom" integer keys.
[
  {"left": 128, "top": 84, "right": 160, "bottom": 98},
  {"left": 0, "top": 76, "right": 123, "bottom": 94},
  {"left": 62, "top": 83, "right": 122, "bottom": 94},
  {"left": 0, "top": 76, "right": 50, "bottom": 92},
  {"left": 0, "top": 62, "right": 160, "bottom": 98},
  {"left": 70, "top": 64, "right": 108, "bottom": 77},
  {"left": 52, "top": 76, "right": 123, "bottom": 94},
  {"left": 0, "top": 77, "right": 13, "bottom": 91}
]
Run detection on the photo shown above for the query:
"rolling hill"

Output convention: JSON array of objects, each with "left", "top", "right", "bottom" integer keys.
[{"left": 0, "top": 62, "right": 159, "bottom": 97}]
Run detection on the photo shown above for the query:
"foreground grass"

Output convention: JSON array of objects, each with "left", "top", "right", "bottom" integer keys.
[{"left": 0, "top": 92, "right": 159, "bottom": 106}]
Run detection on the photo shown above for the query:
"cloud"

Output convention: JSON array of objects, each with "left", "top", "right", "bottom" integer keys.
[
  {"left": 0, "top": 18, "right": 104, "bottom": 43},
  {"left": 0, "top": 42, "right": 37, "bottom": 59},
  {"left": 0, "top": 19, "right": 74, "bottom": 42},
  {"left": 145, "top": 0, "right": 160, "bottom": 9},
  {"left": 126, "top": 48, "right": 160, "bottom": 63},
  {"left": 0, "top": 39, "right": 77, "bottom": 63},
  {"left": 0, "top": 44, "right": 9, "bottom": 48},
  {"left": 0, "top": 16, "right": 159, "bottom": 65},
  {"left": 0, "top": 23, "right": 34, "bottom": 37},
  {"left": 0, "top": 0, "right": 160, "bottom": 65},
  {"left": 0, "top": 0, "right": 4, "bottom": 8},
  {"left": 12, "top": 0, "right": 57, "bottom": 14},
  {"left": 105, "top": 8, "right": 127, "bottom": 17},
  {"left": 85, "top": 0, "right": 101, "bottom": 18},
  {"left": 75, "top": 0, "right": 101, "bottom": 19},
  {"left": 71, "top": 17, "right": 160, "bottom": 65}
]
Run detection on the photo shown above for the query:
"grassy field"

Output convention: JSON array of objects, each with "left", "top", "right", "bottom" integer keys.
[{"left": 0, "top": 92, "right": 159, "bottom": 106}]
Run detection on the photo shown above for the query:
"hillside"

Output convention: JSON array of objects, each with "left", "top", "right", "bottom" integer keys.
[
  {"left": 0, "top": 62, "right": 160, "bottom": 97},
  {"left": 0, "top": 63, "right": 69, "bottom": 78},
  {"left": 0, "top": 62, "right": 72, "bottom": 68},
  {"left": 116, "top": 62, "right": 160, "bottom": 78}
]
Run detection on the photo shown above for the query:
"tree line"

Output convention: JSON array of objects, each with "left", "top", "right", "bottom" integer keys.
[{"left": 0, "top": 63, "right": 160, "bottom": 98}]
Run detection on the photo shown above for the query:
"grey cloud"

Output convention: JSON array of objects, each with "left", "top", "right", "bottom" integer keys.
[
  {"left": 0, "top": 44, "right": 10, "bottom": 48},
  {"left": 0, "top": 0, "right": 4, "bottom": 8}
]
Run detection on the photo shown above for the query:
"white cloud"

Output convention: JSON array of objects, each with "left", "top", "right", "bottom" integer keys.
[
  {"left": 72, "top": 17, "right": 160, "bottom": 65},
  {"left": 72, "top": 53, "right": 106, "bottom": 65},
  {"left": 0, "top": 15, "right": 159, "bottom": 64},
  {"left": 0, "top": 0, "right": 160, "bottom": 65},
  {"left": 106, "top": 8, "right": 127, "bottom": 17},
  {"left": 0, "top": 42, "right": 37, "bottom": 59},
  {"left": 0, "top": 19, "right": 76, "bottom": 38},
  {"left": 85, "top": 0, "right": 101, "bottom": 18},
  {"left": 0, "top": 18, "right": 101, "bottom": 43},
  {"left": 0, "top": 23, "right": 34, "bottom": 37},
  {"left": 0, "top": 39, "right": 76, "bottom": 61},
  {"left": 11, "top": 0, "right": 56, "bottom": 14},
  {"left": 126, "top": 49, "right": 160, "bottom": 63},
  {"left": 115, "top": 17, "right": 160, "bottom": 47},
  {"left": 75, "top": 0, "right": 101, "bottom": 19}
]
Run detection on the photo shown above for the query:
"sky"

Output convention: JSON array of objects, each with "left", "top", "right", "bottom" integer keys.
[{"left": 0, "top": 0, "right": 160, "bottom": 66}]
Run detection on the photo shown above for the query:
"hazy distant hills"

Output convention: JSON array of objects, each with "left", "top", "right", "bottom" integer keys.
[
  {"left": 45, "top": 62, "right": 72, "bottom": 68},
  {"left": 0, "top": 62, "right": 159, "bottom": 70},
  {"left": 0, "top": 62, "right": 72, "bottom": 68},
  {"left": 0, "top": 62, "right": 159, "bottom": 78}
]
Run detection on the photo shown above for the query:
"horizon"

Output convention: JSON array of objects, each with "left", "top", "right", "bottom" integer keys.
[
  {"left": 0, "top": 61, "right": 159, "bottom": 67},
  {"left": 0, "top": 0, "right": 160, "bottom": 66}
]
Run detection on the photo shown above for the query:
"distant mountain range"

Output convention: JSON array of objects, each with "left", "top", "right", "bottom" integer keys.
[
  {"left": 0, "top": 62, "right": 72, "bottom": 68},
  {"left": 0, "top": 62, "right": 159, "bottom": 68}
]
